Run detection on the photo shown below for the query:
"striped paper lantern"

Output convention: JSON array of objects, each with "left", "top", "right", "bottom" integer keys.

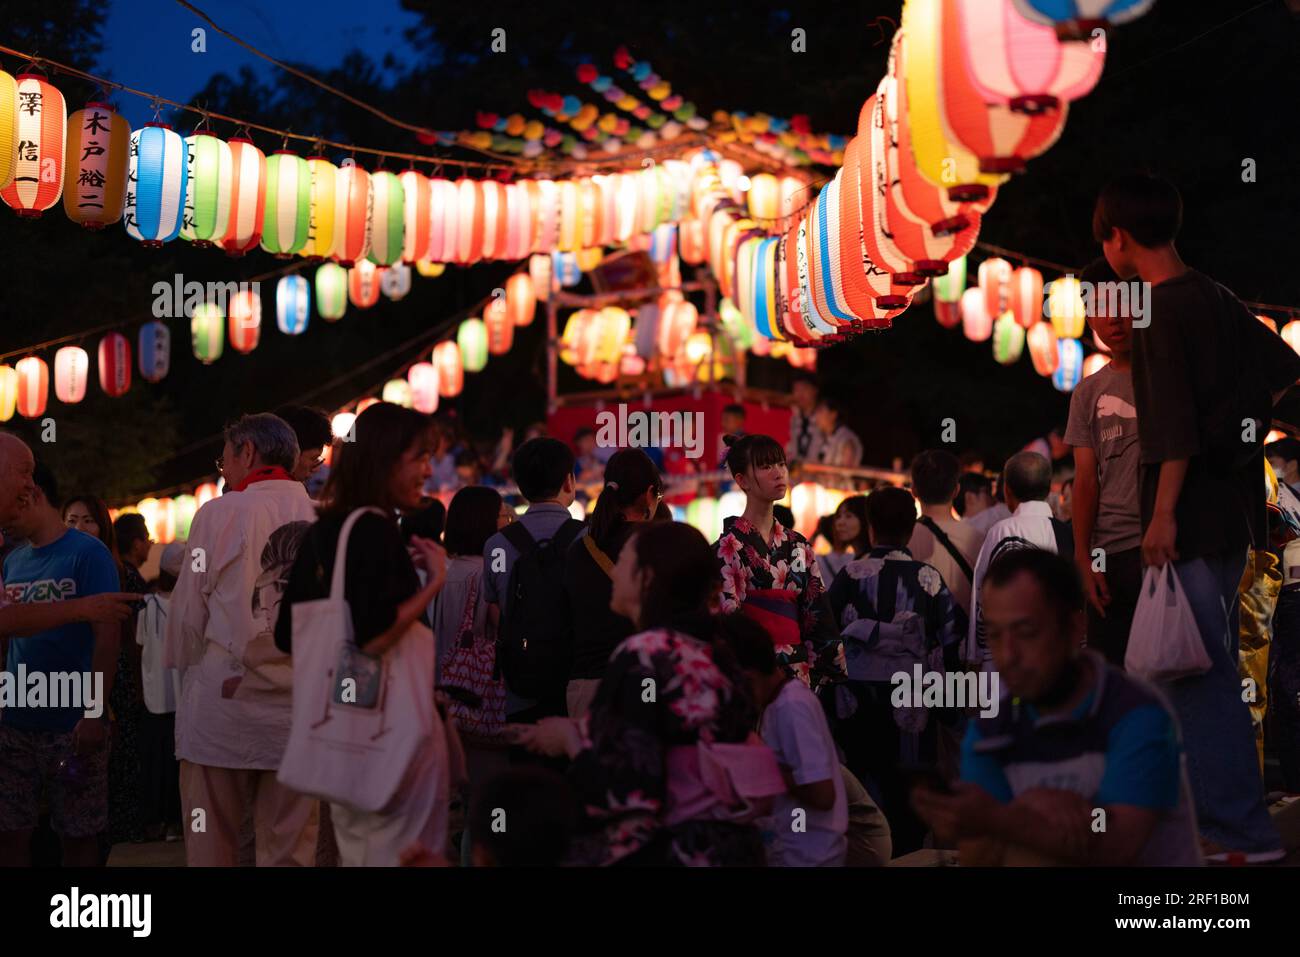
[
  {"left": 54, "top": 346, "right": 89, "bottom": 403},
  {"left": 484, "top": 297, "right": 514, "bottom": 356},
  {"left": 1027, "top": 320, "right": 1059, "bottom": 375},
  {"left": 15, "top": 356, "right": 48, "bottom": 418},
  {"left": 479, "top": 180, "right": 509, "bottom": 260},
  {"left": 63, "top": 102, "right": 129, "bottom": 228},
  {"left": 220, "top": 138, "right": 266, "bottom": 256},
  {"left": 399, "top": 169, "right": 431, "bottom": 263},
  {"left": 0, "top": 69, "right": 16, "bottom": 191},
  {"left": 366, "top": 170, "right": 405, "bottom": 266},
  {"left": 1008, "top": 266, "right": 1044, "bottom": 328},
  {"left": 191, "top": 302, "right": 224, "bottom": 364},
  {"left": 457, "top": 318, "right": 489, "bottom": 372},
  {"left": 195, "top": 482, "right": 220, "bottom": 510},
  {"left": 657, "top": 299, "right": 698, "bottom": 358},
  {"left": 1052, "top": 337, "right": 1084, "bottom": 391},
  {"left": 381, "top": 262, "right": 412, "bottom": 301},
  {"left": 992, "top": 312, "right": 1025, "bottom": 364},
  {"left": 552, "top": 251, "right": 581, "bottom": 287},
  {"left": 933, "top": 254, "right": 967, "bottom": 304},
  {"left": 1048, "top": 275, "right": 1087, "bottom": 338},
  {"left": 432, "top": 341, "right": 463, "bottom": 397},
  {"left": 228, "top": 289, "right": 261, "bottom": 353},
  {"left": 124, "top": 123, "right": 187, "bottom": 246},
  {"left": 276, "top": 274, "right": 310, "bottom": 335},
  {"left": 332, "top": 161, "right": 371, "bottom": 266},
  {"left": 154, "top": 497, "right": 177, "bottom": 544},
  {"left": 427, "top": 177, "right": 458, "bottom": 263},
  {"left": 348, "top": 260, "right": 381, "bottom": 309},
  {"left": 97, "top": 332, "right": 132, "bottom": 396},
  {"left": 453, "top": 178, "right": 484, "bottom": 264},
  {"left": 301, "top": 155, "right": 337, "bottom": 258},
  {"left": 1, "top": 75, "right": 65, "bottom": 217},
  {"left": 181, "top": 131, "right": 232, "bottom": 245},
  {"left": 407, "top": 362, "right": 440, "bottom": 414},
  {"left": 315, "top": 262, "right": 347, "bottom": 321},
  {"left": 961, "top": 287, "right": 993, "bottom": 341},
  {"left": 529, "top": 252, "right": 553, "bottom": 301},
  {"left": 979, "top": 257, "right": 1013, "bottom": 321},
  {"left": 0, "top": 366, "right": 15, "bottom": 421},
  {"left": 1013, "top": 0, "right": 1156, "bottom": 36},
  {"left": 506, "top": 272, "right": 536, "bottom": 327},
  {"left": 138, "top": 321, "right": 170, "bottom": 382},
  {"left": 260, "top": 150, "right": 311, "bottom": 257}
]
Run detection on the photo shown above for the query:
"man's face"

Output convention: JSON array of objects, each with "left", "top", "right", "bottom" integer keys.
[
  {"left": 721, "top": 413, "right": 744, "bottom": 435},
  {"left": 1269, "top": 455, "right": 1300, "bottom": 486},
  {"left": 220, "top": 438, "right": 254, "bottom": 488},
  {"left": 982, "top": 571, "right": 1080, "bottom": 702},
  {"left": 1100, "top": 227, "right": 1139, "bottom": 281},
  {"left": 1086, "top": 306, "right": 1131, "bottom": 357},
  {"left": 0, "top": 442, "right": 35, "bottom": 528},
  {"left": 293, "top": 445, "right": 327, "bottom": 483},
  {"left": 792, "top": 381, "right": 817, "bottom": 412}
]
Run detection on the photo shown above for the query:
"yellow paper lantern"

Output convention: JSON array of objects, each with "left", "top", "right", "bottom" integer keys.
[{"left": 1048, "top": 276, "right": 1087, "bottom": 339}]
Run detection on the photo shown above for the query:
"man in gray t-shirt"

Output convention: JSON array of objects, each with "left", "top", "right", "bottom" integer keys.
[{"left": 1065, "top": 261, "right": 1142, "bottom": 666}]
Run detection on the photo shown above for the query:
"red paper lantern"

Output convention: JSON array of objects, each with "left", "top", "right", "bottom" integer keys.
[
  {"left": 348, "top": 260, "right": 381, "bottom": 309},
  {"left": 506, "top": 272, "right": 536, "bottom": 327},
  {"left": 484, "top": 296, "right": 514, "bottom": 355},
  {"left": 15, "top": 356, "right": 48, "bottom": 417},
  {"left": 1, "top": 76, "right": 66, "bottom": 218},
  {"left": 979, "top": 257, "right": 1013, "bottom": 320},
  {"left": 399, "top": 169, "right": 432, "bottom": 263},
  {"left": 407, "top": 361, "right": 439, "bottom": 414},
  {"left": 657, "top": 298, "right": 698, "bottom": 358},
  {"left": 332, "top": 162, "right": 372, "bottom": 266},
  {"left": 97, "top": 332, "right": 132, "bottom": 397},
  {"left": 228, "top": 289, "right": 262, "bottom": 353},
  {"left": 1007, "top": 266, "right": 1044, "bottom": 328},
  {"left": 432, "top": 341, "right": 463, "bottom": 397},
  {"left": 221, "top": 137, "right": 267, "bottom": 256},
  {"left": 1027, "top": 320, "right": 1059, "bottom": 375}
]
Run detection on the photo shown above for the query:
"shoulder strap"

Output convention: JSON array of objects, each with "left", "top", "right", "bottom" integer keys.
[
  {"left": 918, "top": 516, "right": 973, "bottom": 584},
  {"left": 501, "top": 520, "right": 536, "bottom": 556},
  {"left": 584, "top": 534, "right": 615, "bottom": 579},
  {"left": 1050, "top": 518, "right": 1074, "bottom": 560},
  {"left": 552, "top": 518, "right": 585, "bottom": 551},
  {"left": 329, "top": 507, "right": 386, "bottom": 600}
]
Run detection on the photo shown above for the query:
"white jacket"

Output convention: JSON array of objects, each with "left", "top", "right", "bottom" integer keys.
[{"left": 164, "top": 479, "right": 316, "bottom": 770}]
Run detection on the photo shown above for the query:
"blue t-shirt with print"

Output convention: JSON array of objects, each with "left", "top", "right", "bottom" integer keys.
[{"left": 3, "top": 528, "right": 121, "bottom": 732}]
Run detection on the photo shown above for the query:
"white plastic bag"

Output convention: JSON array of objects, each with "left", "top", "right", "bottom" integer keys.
[{"left": 1124, "top": 564, "right": 1213, "bottom": 682}]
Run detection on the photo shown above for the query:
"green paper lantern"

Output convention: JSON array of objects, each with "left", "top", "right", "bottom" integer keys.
[
  {"left": 992, "top": 312, "right": 1025, "bottom": 365},
  {"left": 260, "top": 151, "right": 312, "bottom": 257},
  {"left": 458, "top": 317, "right": 489, "bottom": 373},
  {"left": 366, "top": 170, "right": 406, "bottom": 266},
  {"left": 191, "top": 302, "right": 224, "bottom": 365},
  {"left": 315, "top": 262, "right": 347, "bottom": 321}
]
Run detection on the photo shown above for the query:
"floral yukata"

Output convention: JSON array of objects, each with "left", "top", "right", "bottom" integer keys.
[
  {"left": 715, "top": 516, "right": 842, "bottom": 686},
  {"left": 566, "top": 627, "right": 769, "bottom": 867}
]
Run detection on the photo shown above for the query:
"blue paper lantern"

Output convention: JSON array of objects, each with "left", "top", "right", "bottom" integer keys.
[
  {"left": 1052, "top": 337, "right": 1084, "bottom": 392},
  {"left": 137, "top": 320, "right": 171, "bottom": 382},
  {"left": 1012, "top": 0, "right": 1157, "bottom": 36},
  {"left": 276, "top": 274, "right": 311, "bottom": 335},
  {"left": 124, "top": 124, "right": 188, "bottom": 247},
  {"left": 552, "top": 251, "right": 582, "bottom": 287}
]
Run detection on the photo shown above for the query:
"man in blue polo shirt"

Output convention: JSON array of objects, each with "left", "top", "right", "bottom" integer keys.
[{"left": 913, "top": 548, "right": 1201, "bottom": 866}]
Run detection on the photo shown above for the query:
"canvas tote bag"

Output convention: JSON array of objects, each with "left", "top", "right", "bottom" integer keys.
[{"left": 278, "top": 507, "right": 435, "bottom": 812}]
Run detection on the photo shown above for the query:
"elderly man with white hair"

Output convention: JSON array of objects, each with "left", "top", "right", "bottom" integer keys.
[{"left": 165, "top": 413, "right": 319, "bottom": 866}]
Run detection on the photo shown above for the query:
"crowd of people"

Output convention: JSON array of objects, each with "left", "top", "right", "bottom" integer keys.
[{"left": 0, "top": 174, "right": 1297, "bottom": 868}]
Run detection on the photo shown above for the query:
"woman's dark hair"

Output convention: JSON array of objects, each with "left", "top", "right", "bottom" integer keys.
[
  {"left": 719, "top": 611, "right": 778, "bottom": 676},
  {"left": 319, "top": 402, "right": 435, "bottom": 518},
  {"left": 401, "top": 498, "right": 446, "bottom": 545},
  {"left": 443, "top": 486, "right": 503, "bottom": 557},
  {"left": 588, "top": 448, "right": 664, "bottom": 550},
  {"left": 630, "top": 521, "right": 719, "bottom": 636},
  {"left": 723, "top": 432, "right": 785, "bottom": 477},
  {"left": 813, "top": 514, "right": 834, "bottom": 548},
  {"left": 833, "top": 495, "right": 871, "bottom": 552},
  {"left": 63, "top": 494, "right": 114, "bottom": 551}
]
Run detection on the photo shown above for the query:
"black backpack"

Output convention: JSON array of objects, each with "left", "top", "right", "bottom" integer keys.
[{"left": 497, "top": 518, "right": 584, "bottom": 699}]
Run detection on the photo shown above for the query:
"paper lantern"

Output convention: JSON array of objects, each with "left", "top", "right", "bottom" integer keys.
[
  {"left": 484, "top": 297, "right": 514, "bottom": 356},
  {"left": 427, "top": 177, "right": 458, "bottom": 263},
  {"left": 407, "top": 362, "right": 440, "bottom": 414},
  {"left": 529, "top": 253, "right": 553, "bottom": 301},
  {"left": 961, "top": 287, "right": 993, "bottom": 341},
  {"left": 686, "top": 496, "right": 723, "bottom": 543},
  {"left": 399, "top": 169, "right": 431, "bottom": 263},
  {"left": 381, "top": 262, "right": 412, "bottom": 301},
  {"left": 381, "top": 379, "right": 413, "bottom": 408},
  {"left": 658, "top": 299, "right": 698, "bottom": 358},
  {"left": 1082, "top": 352, "right": 1111, "bottom": 378},
  {"left": 1, "top": 75, "right": 65, "bottom": 217},
  {"left": 355, "top": 397, "right": 379, "bottom": 414},
  {"left": 227, "top": 289, "right": 261, "bottom": 354},
  {"left": 1012, "top": 0, "right": 1155, "bottom": 37},
  {"left": 331, "top": 411, "right": 357, "bottom": 439},
  {"left": 15, "top": 356, "right": 48, "bottom": 418},
  {"left": 332, "top": 162, "right": 372, "bottom": 266},
  {"left": 124, "top": 123, "right": 187, "bottom": 245},
  {"left": 432, "top": 341, "right": 463, "bottom": 397},
  {"left": 594, "top": 307, "right": 632, "bottom": 365},
  {"left": 260, "top": 151, "right": 311, "bottom": 257},
  {"left": 301, "top": 155, "right": 337, "bottom": 258},
  {"left": 0, "top": 70, "right": 16, "bottom": 191},
  {"left": 1052, "top": 336, "right": 1083, "bottom": 391},
  {"left": 195, "top": 482, "right": 220, "bottom": 510},
  {"left": 957, "top": 0, "right": 1105, "bottom": 114},
  {"left": 978, "top": 257, "right": 1013, "bottom": 320},
  {"left": 838, "top": 133, "right": 915, "bottom": 322},
  {"left": 97, "top": 332, "right": 132, "bottom": 397},
  {"left": 679, "top": 217, "right": 706, "bottom": 265},
  {"left": 63, "top": 103, "right": 129, "bottom": 228},
  {"left": 1048, "top": 275, "right": 1087, "bottom": 338},
  {"left": 0, "top": 366, "right": 14, "bottom": 421},
  {"left": 153, "top": 497, "right": 176, "bottom": 544},
  {"left": 992, "top": 312, "right": 1025, "bottom": 364},
  {"left": 1027, "top": 320, "right": 1059, "bottom": 375},
  {"left": 552, "top": 251, "right": 582, "bottom": 287},
  {"left": 367, "top": 170, "right": 405, "bottom": 266},
  {"left": 648, "top": 223, "right": 677, "bottom": 265},
  {"left": 458, "top": 318, "right": 489, "bottom": 372},
  {"left": 276, "top": 275, "right": 310, "bottom": 335},
  {"left": 138, "top": 321, "right": 171, "bottom": 382},
  {"left": 502, "top": 182, "right": 533, "bottom": 261},
  {"left": 348, "top": 260, "right": 381, "bottom": 309},
  {"left": 54, "top": 346, "right": 89, "bottom": 403},
  {"left": 479, "top": 180, "right": 509, "bottom": 259},
  {"left": 1281, "top": 320, "right": 1300, "bottom": 355},
  {"left": 746, "top": 172, "right": 780, "bottom": 220},
  {"left": 191, "top": 302, "right": 224, "bottom": 364},
  {"left": 933, "top": 255, "right": 967, "bottom": 303},
  {"left": 415, "top": 259, "right": 446, "bottom": 278},
  {"left": 136, "top": 498, "right": 159, "bottom": 539},
  {"left": 560, "top": 310, "right": 598, "bottom": 367},
  {"left": 173, "top": 494, "right": 197, "bottom": 541},
  {"left": 220, "top": 137, "right": 266, "bottom": 256},
  {"left": 453, "top": 178, "right": 484, "bottom": 264},
  {"left": 506, "top": 272, "right": 536, "bottom": 327},
  {"left": 182, "top": 132, "right": 231, "bottom": 245},
  {"left": 934, "top": 298, "right": 962, "bottom": 329},
  {"left": 315, "top": 262, "right": 347, "bottom": 320},
  {"left": 1008, "top": 266, "right": 1044, "bottom": 328}
]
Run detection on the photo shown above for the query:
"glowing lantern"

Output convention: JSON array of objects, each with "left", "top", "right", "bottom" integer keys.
[
  {"left": 552, "top": 251, "right": 582, "bottom": 287},
  {"left": 0, "top": 366, "right": 14, "bottom": 421},
  {"left": 679, "top": 218, "right": 706, "bottom": 265},
  {"left": 1012, "top": 0, "right": 1156, "bottom": 37},
  {"left": 154, "top": 497, "right": 176, "bottom": 544},
  {"left": 1258, "top": 314, "right": 1277, "bottom": 333},
  {"left": 1083, "top": 352, "right": 1111, "bottom": 378},
  {"left": 933, "top": 255, "right": 967, "bottom": 304},
  {"left": 658, "top": 299, "right": 698, "bottom": 358},
  {"left": 837, "top": 134, "right": 914, "bottom": 326},
  {"left": 221, "top": 138, "right": 266, "bottom": 256},
  {"left": 195, "top": 482, "right": 220, "bottom": 510},
  {"left": 433, "top": 341, "right": 463, "bottom": 397},
  {"left": 458, "top": 318, "right": 489, "bottom": 372},
  {"left": 506, "top": 272, "right": 536, "bottom": 327},
  {"left": 191, "top": 302, "right": 224, "bottom": 364},
  {"left": 138, "top": 321, "right": 170, "bottom": 382},
  {"left": 427, "top": 177, "right": 458, "bottom": 263},
  {"left": 1281, "top": 320, "right": 1300, "bottom": 355},
  {"left": 54, "top": 346, "right": 89, "bottom": 403},
  {"left": 560, "top": 310, "right": 600, "bottom": 367},
  {"left": 399, "top": 169, "right": 431, "bottom": 263},
  {"left": 348, "top": 260, "right": 381, "bottom": 309},
  {"left": 124, "top": 123, "right": 187, "bottom": 246},
  {"left": 15, "top": 357, "right": 48, "bottom": 418},
  {"left": 63, "top": 102, "right": 129, "bottom": 228},
  {"left": 529, "top": 253, "right": 553, "bottom": 301},
  {"left": 961, "top": 287, "right": 993, "bottom": 341},
  {"left": 367, "top": 170, "right": 405, "bottom": 266},
  {"left": 379, "top": 377, "right": 410, "bottom": 408},
  {"left": 0, "top": 70, "right": 15, "bottom": 190},
  {"left": 228, "top": 289, "right": 261, "bottom": 354},
  {"left": 1027, "top": 321, "right": 1059, "bottom": 375},
  {"left": 260, "top": 150, "right": 311, "bottom": 257},
  {"left": 503, "top": 182, "right": 532, "bottom": 260},
  {"left": 484, "top": 297, "right": 514, "bottom": 356},
  {"left": 594, "top": 307, "right": 632, "bottom": 365},
  {"left": 381, "top": 263, "right": 412, "bottom": 301},
  {"left": 315, "top": 262, "right": 347, "bottom": 320},
  {"left": 182, "top": 132, "right": 231, "bottom": 245},
  {"left": 1008, "top": 266, "right": 1044, "bottom": 328},
  {"left": 173, "top": 494, "right": 197, "bottom": 540},
  {"left": 575, "top": 247, "right": 604, "bottom": 272},
  {"left": 992, "top": 312, "right": 1025, "bottom": 364},
  {"left": 958, "top": 0, "right": 1105, "bottom": 114},
  {"left": 1, "top": 75, "right": 65, "bottom": 217},
  {"left": 746, "top": 172, "right": 780, "bottom": 220},
  {"left": 686, "top": 496, "right": 722, "bottom": 542},
  {"left": 276, "top": 275, "right": 310, "bottom": 335},
  {"left": 97, "top": 332, "right": 132, "bottom": 397},
  {"left": 454, "top": 178, "right": 484, "bottom": 264},
  {"left": 415, "top": 259, "right": 445, "bottom": 278},
  {"left": 479, "top": 180, "right": 509, "bottom": 260},
  {"left": 934, "top": 299, "right": 961, "bottom": 329},
  {"left": 333, "top": 162, "right": 372, "bottom": 266},
  {"left": 1053, "top": 337, "right": 1083, "bottom": 391},
  {"left": 137, "top": 498, "right": 159, "bottom": 539},
  {"left": 1048, "top": 275, "right": 1087, "bottom": 338},
  {"left": 407, "top": 362, "right": 440, "bottom": 414},
  {"left": 649, "top": 223, "right": 677, "bottom": 265},
  {"left": 301, "top": 155, "right": 338, "bottom": 258},
  {"left": 331, "top": 412, "right": 357, "bottom": 440},
  {"left": 979, "top": 257, "right": 1013, "bottom": 320}
]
